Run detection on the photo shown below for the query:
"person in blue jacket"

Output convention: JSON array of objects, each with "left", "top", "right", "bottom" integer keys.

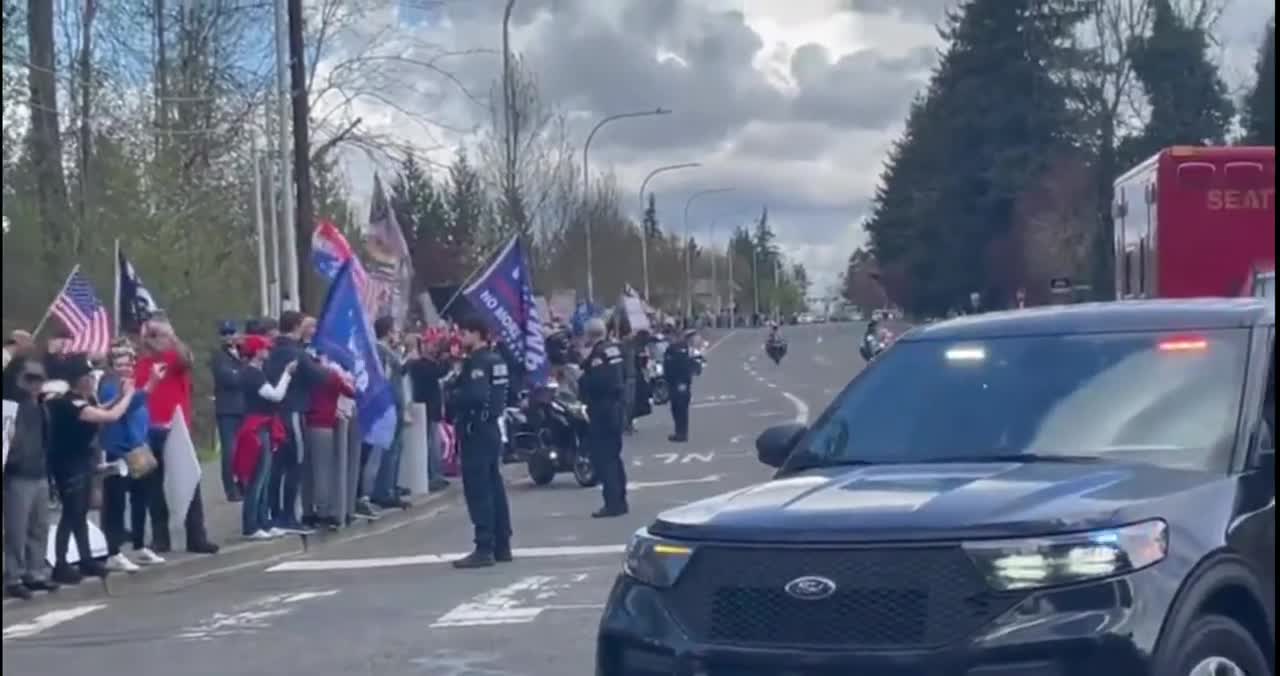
[{"left": 98, "top": 344, "right": 167, "bottom": 573}]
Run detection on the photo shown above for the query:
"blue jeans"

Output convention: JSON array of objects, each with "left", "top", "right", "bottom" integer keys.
[
  {"left": 241, "top": 428, "right": 274, "bottom": 536},
  {"left": 427, "top": 422, "right": 444, "bottom": 483},
  {"left": 269, "top": 413, "right": 303, "bottom": 527},
  {"left": 216, "top": 415, "right": 243, "bottom": 500},
  {"left": 371, "top": 432, "right": 402, "bottom": 502}
]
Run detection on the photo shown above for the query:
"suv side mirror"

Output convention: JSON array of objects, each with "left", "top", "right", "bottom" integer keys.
[{"left": 756, "top": 423, "right": 807, "bottom": 468}]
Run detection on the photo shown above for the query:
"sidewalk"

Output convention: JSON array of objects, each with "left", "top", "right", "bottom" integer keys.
[{"left": 4, "top": 460, "right": 457, "bottom": 608}]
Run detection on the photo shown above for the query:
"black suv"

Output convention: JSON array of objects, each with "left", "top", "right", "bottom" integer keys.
[{"left": 597, "top": 300, "right": 1275, "bottom": 676}]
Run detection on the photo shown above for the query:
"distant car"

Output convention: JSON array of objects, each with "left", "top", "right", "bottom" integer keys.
[{"left": 598, "top": 299, "right": 1276, "bottom": 676}]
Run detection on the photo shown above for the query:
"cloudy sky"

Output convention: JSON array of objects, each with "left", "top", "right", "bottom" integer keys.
[{"left": 330, "top": 0, "right": 1272, "bottom": 295}]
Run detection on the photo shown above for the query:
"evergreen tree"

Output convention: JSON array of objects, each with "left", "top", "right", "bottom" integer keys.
[
  {"left": 1125, "top": 0, "right": 1235, "bottom": 161},
  {"left": 443, "top": 150, "right": 487, "bottom": 283},
  {"left": 864, "top": 0, "right": 1086, "bottom": 315},
  {"left": 642, "top": 192, "right": 659, "bottom": 239},
  {"left": 1242, "top": 19, "right": 1275, "bottom": 146}
]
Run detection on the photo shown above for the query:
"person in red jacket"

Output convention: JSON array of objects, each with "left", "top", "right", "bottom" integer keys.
[
  {"left": 233, "top": 335, "right": 293, "bottom": 540},
  {"left": 303, "top": 357, "right": 356, "bottom": 530},
  {"left": 134, "top": 319, "right": 218, "bottom": 555}
]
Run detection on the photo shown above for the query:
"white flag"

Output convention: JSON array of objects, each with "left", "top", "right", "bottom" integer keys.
[{"left": 163, "top": 409, "right": 203, "bottom": 530}]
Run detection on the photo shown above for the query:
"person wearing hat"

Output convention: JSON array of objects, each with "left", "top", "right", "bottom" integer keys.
[
  {"left": 45, "top": 356, "right": 138, "bottom": 584},
  {"left": 210, "top": 320, "right": 246, "bottom": 502}
]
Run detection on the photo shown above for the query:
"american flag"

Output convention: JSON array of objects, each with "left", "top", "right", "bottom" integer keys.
[{"left": 51, "top": 269, "right": 111, "bottom": 354}]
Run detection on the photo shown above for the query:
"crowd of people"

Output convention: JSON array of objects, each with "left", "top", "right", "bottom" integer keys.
[{"left": 2, "top": 305, "right": 707, "bottom": 597}]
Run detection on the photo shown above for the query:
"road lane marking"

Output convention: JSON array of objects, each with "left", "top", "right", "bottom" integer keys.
[
  {"left": 782, "top": 391, "right": 811, "bottom": 424},
  {"left": 431, "top": 574, "right": 608, "bottom": 629},
  {"left": 431, "top": 576, "right": 555, "bottom": 628},
  {"left": 267, "top": 545, "right": 627, "bottom": 573},
  {"left": 629, "top": 474, "right": 722, "bottom": 490},
  {"left": 3, "top": 604, "right": 107, "bottom": 639},
  {"left": 705, "top": 330, "right": 738, "bottom": 354},
  {"left": 176, "top": 589, "right": 339, "bottom": 640},
  {"left": 691, "top": 397, "right": 759, "bottom": 409}
]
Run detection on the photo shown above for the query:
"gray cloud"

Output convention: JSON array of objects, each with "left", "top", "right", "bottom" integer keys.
[{"left": 353, "top": 0, "right": 1271, "bottom": 294}]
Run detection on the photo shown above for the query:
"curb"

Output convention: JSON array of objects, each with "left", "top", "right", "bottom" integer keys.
[{"left": 2, "top": 488, "right": 459, "bottom": 610}]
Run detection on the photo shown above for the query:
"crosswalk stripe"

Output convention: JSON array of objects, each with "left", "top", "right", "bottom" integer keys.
[
  {"left": 266, "top": 544, "right": 627, "bottom": 573},
  {"left": 3, "top": 603, "right": 107, "bottom": 639}
]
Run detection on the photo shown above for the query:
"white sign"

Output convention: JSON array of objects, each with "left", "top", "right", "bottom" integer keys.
[
  {"left": 45, "top": 521, "right": 108, "bottom": 565},
  {"left": 2, "top": 399, "right": 16, "bottom": 467},
  {"left": 163, "top": 409, "right": 202, "bottom": 529},
  {"left": 621, "top": 296, "right": 651, "bottom": 333}
]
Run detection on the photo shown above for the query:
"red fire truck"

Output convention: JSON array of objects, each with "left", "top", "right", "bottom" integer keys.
[{"left": 1113, "top": 146, "right": 1275, "bottom": 299}]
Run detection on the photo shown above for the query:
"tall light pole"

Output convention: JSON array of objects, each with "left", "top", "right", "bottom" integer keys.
[
  {"left": 273, "top": 0, "right": 297, "bottom": 309},
  {"left": 638, "top": 162, "right": 700, "bottom": 302},
  {"left": 583, "top": 108, "right": 671, "bottom": 302},
  {"left": 683, "top": 188, "right": 735, "bottom": 320}
]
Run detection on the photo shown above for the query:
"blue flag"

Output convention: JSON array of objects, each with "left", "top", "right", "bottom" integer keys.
[
  {"left": 463, "top": 237, "right": 549, "bottom": 386},
  {"left": 313, "top": 261, "right": 397, "bottom": 449}
]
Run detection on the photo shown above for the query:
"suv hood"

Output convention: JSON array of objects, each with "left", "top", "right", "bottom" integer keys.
[{"left": 649, "top": 461, "right": 1223, "bottom": 544}]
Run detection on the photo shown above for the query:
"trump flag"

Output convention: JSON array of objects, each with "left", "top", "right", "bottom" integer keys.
[
  {"left": 313, "top": 261, "right": 397, "bottom": 450},
  {"left": 462, "top": 237, "right": 549, "bottom": 386}
]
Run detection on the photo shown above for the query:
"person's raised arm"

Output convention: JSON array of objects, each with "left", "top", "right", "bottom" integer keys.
[
  {"left": 258, "top": 360, "right": 296, "bottom": 402},
  {"left": 78, "top": 379, "right": 136, "bottom": 424}
]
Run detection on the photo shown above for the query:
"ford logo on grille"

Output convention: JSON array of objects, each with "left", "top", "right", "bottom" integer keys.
[{"left": 784, "top": 576, "right": 837, "bottom": 601}]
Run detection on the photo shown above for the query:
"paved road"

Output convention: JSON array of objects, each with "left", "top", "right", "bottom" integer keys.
[{"left": 2, "top": 323, "right": 872, "bottom": 676}]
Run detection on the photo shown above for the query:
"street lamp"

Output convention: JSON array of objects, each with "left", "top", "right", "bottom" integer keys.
[
  {"left": 638, "top": 162, "right": 701, "bottom": 301},
  {"left": 683, "top": 187, "right": 735, "bottom": 321},
  {"left": 582, "top": 107, "right": 671, "bottom": 302}
]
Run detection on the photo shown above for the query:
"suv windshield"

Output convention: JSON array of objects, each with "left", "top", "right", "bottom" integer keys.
[{"left": 786, "top": 329, "right": 1249, "bottom": 472}]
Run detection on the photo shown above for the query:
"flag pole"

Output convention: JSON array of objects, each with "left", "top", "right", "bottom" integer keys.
[
  {"left": 438, "top": 236, "right": 518, "bottom": 317},
  {"left": 113, "top": 239, "right": 121, "bottom": 335},
  {"left": 32, "top": 264, "right": 81, "bottom": 338}
]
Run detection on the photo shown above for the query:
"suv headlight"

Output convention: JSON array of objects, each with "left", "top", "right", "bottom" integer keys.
[
  {"left": 963, "top": 520, "right": 1168, "bottom": 591},
  {"left": 623, "top": 529, "right": 694, "bottom": 588}
]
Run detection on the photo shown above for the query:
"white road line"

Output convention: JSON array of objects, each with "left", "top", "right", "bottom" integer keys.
[
  {"left": 782, "top": 391, "right": 811, "bottom": 424},
  {"left": 175, "top": 589, "right": 340, "bottom": 641},
  {"left": 431, "top": 576, "right": 555, "bottom": 628},
  {"left": 3, "top": 604, "right": 107, "bottom": 639},
  {"left": 691, "top": 398, "right": 759, "bottom": 409},
  {"left": 629, "top": 474, "right": 722, "bottom": 490},
  {"left": 267, "top": 545, "right": 627, "bottom": 573},
  {"left": 705, "top": 330, "right": 738, "bottom": 354}
]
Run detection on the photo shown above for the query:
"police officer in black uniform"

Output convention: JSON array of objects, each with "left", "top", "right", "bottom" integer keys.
[
  {"left": 448, "top": 315, "right": 514, "bottom": 569},
  {"left": 579, "top": 318, "right": 628, "bottom": 518},
  {"left": 664, "top": 329, "right": 698, "bottom": 442}
]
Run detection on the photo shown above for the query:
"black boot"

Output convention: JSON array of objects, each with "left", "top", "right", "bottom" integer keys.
[
  {"left": 592, "top": 505, "right": 629, "bottom": 519},
  {"left": 494, "top": 544, "right": 514, "bottom": 563},
  {"left": 451, "top": 550, "right": 496, "bottom": 569},
  {"left": 51, "top": 564, "right": 83, "bottom": 585},
  {"left": 5, "top": 583, "right": 33, "bottom": 600}
]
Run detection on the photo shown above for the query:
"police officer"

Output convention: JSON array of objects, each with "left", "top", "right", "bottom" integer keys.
[
  {"left": 664, "top": 329, "right": 698, "bottom": 443},
  {"left": 447, "top": 315, "right": 514, "bottom": 569},
  {"left": 578, "top": 318, "right": 628, "bottom": 518}
]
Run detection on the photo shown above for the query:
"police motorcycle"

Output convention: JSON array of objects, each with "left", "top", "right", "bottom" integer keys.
[
  {"left": 645, "top": 337, "right": 671, "bottom": 406},
  {"left": 765, "top": 325, "right": 787, "bottom": 365},
  {"left": 518, "top": 381, "right": 597, "bottom": 487},
  {"left": 859, "top": 324, "right": 893, "bottom": 362}
]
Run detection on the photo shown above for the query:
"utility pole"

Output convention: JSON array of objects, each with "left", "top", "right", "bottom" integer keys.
[
  {"left": 287, "top": 0, "right": 315, "bottom": 311},
  {"left": 273, "top": 0, "right": 297, "bottom": 309},
  {"left": 264, "top": 104, "right": 281, "bottom": 316},
  {"left": 251, "top": 133, "right": 269, "bottom": 315}
]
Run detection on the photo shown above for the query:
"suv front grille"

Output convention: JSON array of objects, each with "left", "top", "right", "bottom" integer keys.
[{"left": 661, "top": 544, "right": 1023, "bottom": 649}]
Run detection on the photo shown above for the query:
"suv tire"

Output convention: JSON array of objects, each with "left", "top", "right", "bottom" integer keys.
[{"left": 1163, "top": 614, "right": 1271, "bottom": 676}]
